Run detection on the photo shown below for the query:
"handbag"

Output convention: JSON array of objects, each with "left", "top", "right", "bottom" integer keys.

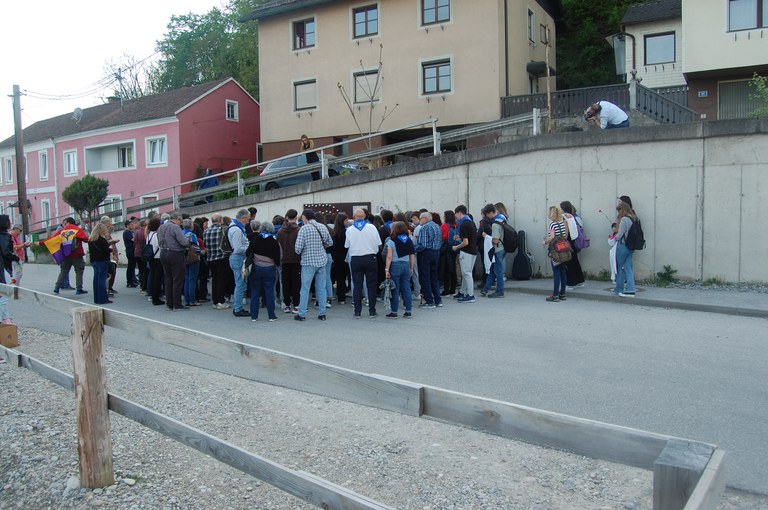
[{"left": 185, "top": 247, "right": 200, "bottom": 266}]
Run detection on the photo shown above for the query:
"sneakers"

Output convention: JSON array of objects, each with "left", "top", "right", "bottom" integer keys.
[
  {"left": 326, "top": 300, "right": 332, "bottom": 308},
  {"left": 294, "top": 315, "right": 306, "bottom": 321},
  {"left": 268, "top": 317, "right": 277, "bottom": 322},
  {"left": 436, "top": 302, "right": 443, "bottom": 307},
  {"left": 480, "top": 289, "right": 488, "bottom": 297},
  {"left": 558, "top": 295, "right": 567, "bottom": 301},
  {"left": 418, "top": 303, "right": 436, "bottom": 309},
  {"left": 318, "top": 315, "right": 326, "bottom": 321},
  {"left": 53, "top": 287, "right": 60, "bottom": 294},
  {"left": 354, "top": 313, "right": 362, "bottom": 319},
  {"left": 545, "top": 295, "right": 560, "bottom": 302},
  {"left": 292, "top": 307, "right": 299, "bottom": 314},
  {"left": 233, "top": 309, "right": 249, "bottom": 317},
  {"left": 403, "top": 311, "right": 412, "bottom": 319},
  {"left": 369, "top": 312, "right": 378, "bottom": 319},
  {"left": 282, "top": 305, "right": 292, "bottom": 313},
  {"left": 453, "top": 293, "right": 465, "bottom": 300},
  {"left": 486, "top": 292, "right": 504, "bottom": 298},
  {"left": 385, "top": 312, "right": 398, "bottom": 319},
  {"left": 619, "top": 292, "right": 636, "bottom": 298},
  {"left": 76, "top": 289, "right": 88, "bottom": 295},
  {"left": 458, "top": 295, "right": 476, "bottom": 303}
]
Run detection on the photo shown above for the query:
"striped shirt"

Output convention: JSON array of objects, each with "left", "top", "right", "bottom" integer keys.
[{"left": 549, "top": 220, "right": 567, "bottom": 239}]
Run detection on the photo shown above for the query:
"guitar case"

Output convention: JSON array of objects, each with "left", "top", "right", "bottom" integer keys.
[{"left": 511, "top": 230, "right": 534, "bottom": 280}]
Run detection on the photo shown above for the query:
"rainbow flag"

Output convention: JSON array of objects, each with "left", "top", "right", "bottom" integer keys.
[{"left": 43, "top": 228, "right": 80, "bottom": 264}]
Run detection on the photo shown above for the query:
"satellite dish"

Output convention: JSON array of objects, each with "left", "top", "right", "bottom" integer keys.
[{"left": 72, "top": 108, "right": 83, "bottom": 123}]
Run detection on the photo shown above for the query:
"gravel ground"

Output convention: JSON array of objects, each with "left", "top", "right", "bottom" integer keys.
[{"left": 1, "top": 327, "right": 766, "bottom": 510}]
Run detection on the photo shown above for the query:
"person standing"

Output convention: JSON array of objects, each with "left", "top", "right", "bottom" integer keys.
[
  {"left": 585, "top": 101, "right": 629, "bottom": 129},
  {"left": 198, "top": 168, "right": 219, "bottom": 204},
  {"left": 10, "top": 223, "right": 30, "bottom": 286},
  {"left": 123, "top": 218, "right": 138, "bottom": 287},
  {"left": 415, "top": 212, "right": 443, "bottom": 309},
  {"left": 0, "top": 215, "right": 18, "bottom": 325},
  {"left": 294, "top": 209, "right": 333, "bottom": 321},
  {"left": 245, "top": 221, "right": 281, "bottom": 321},
  {"left": 383, "top": 221, "right": 415, "bottom": 319},
  {"left": 345, "top": 208, "right": 381, "bottom": 318},
  {"left": 300, "top": 134, "right": 320, "bottom": 181},
  {"left": 204, "top": 214, "right": 229, "bottom": 309},
  {"left": 88, "top": 223, "right": 113, "bottom": 305},
  {"left": 543, "top": 206, "right": 569, "bottom": 302},
  {"left": 228, "top": 209, "right": 251, "bottom": 317},
  {"left": 157, "top": 212, "right": 190, "bottom": 311},
  {"left": 146, "top": 217, "right": 164, "bottom": 306},
  {"left": 277, "top": 209, "right": 302, "bottom": 314},
  {"left": 331, "top": 213, "right": 350, "bottom": 305},
  {"left": 41, "top": 217, "right": 89, "bottom": 295},
  {"left": 182, "top": 218, "right": 202, "bottom": 307},
  {"left": 560, "top": 201, "right": 586, "bottom": 288},
  {"left": 133, "top": 219, "right": 148, "bottom": 293},
  {"left": 452, "top": 205, "right": 478, "bottom": 303},
  {"left": 479, "top": 204, "right": 506, "bottom": 298},
  {"left": 613, "top": 202, "right": 637, "bottom": 297}
]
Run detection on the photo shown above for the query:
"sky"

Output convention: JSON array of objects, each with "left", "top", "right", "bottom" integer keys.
[{"left": 0, "top": 0, "right": 225, "bottom": 142}]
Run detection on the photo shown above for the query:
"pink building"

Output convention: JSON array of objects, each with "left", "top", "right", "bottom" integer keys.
[{"left": 0, "top": 78, "right": 260, "bottom": 232}]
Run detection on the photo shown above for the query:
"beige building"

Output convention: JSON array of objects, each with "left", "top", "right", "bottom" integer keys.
[
  {"left": 242, "top": 0, "right": 558, "bottom": 160},
  {"left": 621, "top": 0, "right": 768, "bottom": 119}
]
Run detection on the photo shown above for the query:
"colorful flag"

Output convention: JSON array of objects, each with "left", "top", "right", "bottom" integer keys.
[{"left": 43, "top": 228, "right": 81, "bottom": 264}]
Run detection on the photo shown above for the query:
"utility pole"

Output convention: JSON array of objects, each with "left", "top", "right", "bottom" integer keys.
[{"left": 12, "top": 85, "right": 30, "bottom": 237}]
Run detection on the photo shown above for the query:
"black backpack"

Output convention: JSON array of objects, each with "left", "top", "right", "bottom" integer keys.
[
  {"left": 141, "top": 233, "right": 157, "bottom": 262},
  {"left": 219, "top": 225, "right": 233, "bottom": 255},
  {"left": 624, "top": 218, "right": 646, "bottom": 251},
  {"left": 495, "top": 220, "right": 518, "bottom": 253}
]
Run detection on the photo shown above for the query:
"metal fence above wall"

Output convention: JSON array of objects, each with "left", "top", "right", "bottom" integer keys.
[{"left": 502, "top": 84, "right": 630, "bottom": 119}]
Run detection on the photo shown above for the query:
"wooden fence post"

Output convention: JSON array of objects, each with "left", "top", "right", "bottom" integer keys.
[
  {"left": 653, "top": 439, "right": 713, "bottom": 510},
  {"left": 72, "top": 307, "right": 114, "bottom": 488}
]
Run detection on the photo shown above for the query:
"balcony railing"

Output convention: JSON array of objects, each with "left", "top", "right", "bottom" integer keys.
[{"left": 502, "top": 84, "right": 630, "bottom": 119}]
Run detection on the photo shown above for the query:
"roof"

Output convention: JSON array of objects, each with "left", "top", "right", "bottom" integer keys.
[
  {"left": 241, "top": 0, "right": 560, "bottom": 22},
  {"left": 621, "top": 0, "right": 681, "bottom": 25},
  {"left": 0, "top": 79, "right": 231, "bottom": 149}
]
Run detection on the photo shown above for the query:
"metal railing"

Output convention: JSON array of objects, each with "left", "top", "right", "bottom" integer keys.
[
  {"left": 635, "top": 83, "right": 700, "bottom": 124},
  {"left": 653, "top": 85, "right": 689, "bottom": 107},
  {"left": 502, "top": 84, "right": 630, "bottom": 118}
]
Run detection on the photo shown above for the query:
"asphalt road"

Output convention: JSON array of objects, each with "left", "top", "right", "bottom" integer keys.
[{"left": 9, "top": 263, "right": 768, "bottom": 495}]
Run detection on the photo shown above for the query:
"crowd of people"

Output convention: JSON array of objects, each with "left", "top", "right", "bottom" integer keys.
[{"left": 20, "top": 196, "right": 640, "bottom": 323}]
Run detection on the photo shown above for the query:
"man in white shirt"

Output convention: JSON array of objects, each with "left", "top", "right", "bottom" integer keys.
[
  {"left": 585, "top": 100, "right": 629, "bottom": 129},
  {"left": 344, "top": 208, "right": 381, "bottom": 318}
]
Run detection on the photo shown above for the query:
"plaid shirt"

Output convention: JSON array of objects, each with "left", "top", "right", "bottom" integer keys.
[
  {"left": 203, "top": 224, "right": 226, "bottom": 261},
  {"left": 416, "top": 221, "right": 442, "bottom": 251},
  {"left": 294, "top": 220, "right": 333, "bottom": 267}
]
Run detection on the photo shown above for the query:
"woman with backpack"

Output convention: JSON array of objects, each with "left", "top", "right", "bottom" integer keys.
[
  {"left": 543, "top": 206, "right": 569, "bottom": 302},
  {"left": 613, "top": 202, "right": 637, "bottom": 297},
  {"left": 560, "top": 201, "right": 586, "bottom": 288}
]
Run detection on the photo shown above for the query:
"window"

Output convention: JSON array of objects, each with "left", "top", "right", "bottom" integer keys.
[
  {"left": 146, "top": 137, "right": 167, "bottom": 166},
  {"left": 422, "top": 0, "right": 450, "bottom": 25},
  {"left": 527, "top": 9, "right": 535, "bottom": 42},
  {"left": 540, "top": 24, "right": 549, "bottom": 44},
  {"left": 354, "top": 70, "right": 381, "bottom": 103},
  {"left": 422, "top": 60, "right": 451, "bottom": 94},
  {"left": 644, "top": 32, "right": 675, "bottom": 65},
  {"left": 226, "top": 100, "right": 239, "bottom": 121},
  {"left": 293, "top": 18, "right": 316, "bottom": 49},
  {"left": 117, "top": 145, "right": 134, "bottom": 168},
  {"left": 140, "top": 195, "right": 158, "bottom": 216},
  {"left": 64, "top": 150, "right": 77, "bottom": 175},
  {"left": 353, "top": 5, "right": 378, "bottom": 38},
  {"left": 728, "top": 0, "right": 767, "bottom": 30},
  {"left": 41, "top": 199, "right": 51, "bottom": 229},
  {"left": 529, "top": 74, "right": 540, "bottom": 94},
  {"left": 39, "top": 151, "right": 49, "bottom": 180},
  {"left": 293, "top": 79, "right": 318, "bottom": 110},
  {"left": 3, "top": 158, "right": 11, "bottom": 184}
]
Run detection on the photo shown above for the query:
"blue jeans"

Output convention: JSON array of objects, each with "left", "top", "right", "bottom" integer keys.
[
  {"left": 324, "top": 253, "right": 333, "bottom": 301},
  {"left": 249, "top": 265, "right": 277, "bottom": 320},
  {"left": 184, "top": 261, "right": 199, "bottom": 305},
  {"left": 299, "top": 264, "right": 326, "bottom": 317},
  {"left": 483, "top": 250, "right": 506, "bottom": 294},
  {"left": 417, "top": 249, "right": 441, "bottom": 305},
  {"left": 229, "top": 254, "right": 246, "bottom": 312},
  {"left": 552, "top": 261, "right": 567, "bottom": 296},
  {"left": 606, "top": 119, "right": 630, "bottom": 129},
  {"left": 91, "top": 261, "right": 110, "bottom": 304},
  {"left": 389, "top": 261, "right": 412, "bottom": 313},
  {"left": 613, "top": 243, "right": 636, "bottom": 294}
]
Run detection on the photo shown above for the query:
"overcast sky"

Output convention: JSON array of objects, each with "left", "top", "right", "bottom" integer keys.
[{"left": 0, "top": 0, "right": 224, "bottom": 141}]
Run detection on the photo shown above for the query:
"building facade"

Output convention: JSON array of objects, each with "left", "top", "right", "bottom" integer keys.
[
  {"left": 0, "top": 78, "right": 260, "bottom": 232},
  {"left": 242, "top": 0, "right": 558, "bottom": 160}
]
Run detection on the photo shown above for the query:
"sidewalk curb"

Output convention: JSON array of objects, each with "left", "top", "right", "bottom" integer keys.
[{"left": 506, "top": 286, "right": 768, "bottom": 319}]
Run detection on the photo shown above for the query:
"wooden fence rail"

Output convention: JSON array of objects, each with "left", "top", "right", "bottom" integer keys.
[{"left": 1, "top": 284, "right": 726, "bottom": 510}]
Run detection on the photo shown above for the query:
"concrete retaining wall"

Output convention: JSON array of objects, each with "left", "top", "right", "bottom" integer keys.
[{"left": 187, "top": 118, "right": 768, "bottom": 283}]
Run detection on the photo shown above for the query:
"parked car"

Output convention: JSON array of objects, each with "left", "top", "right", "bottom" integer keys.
[{"left": 260, "top": 154, "right": 367, "bottom": 190}]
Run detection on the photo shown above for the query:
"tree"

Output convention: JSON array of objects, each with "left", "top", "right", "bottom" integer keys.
[
  {"left": 555, "top": 0, "right": 648, "bottom": 89},
  {"left": 61, "top": 175, "right": 109, "bottom": 229},
  {"left": 152, "top": 0, "right": 260, "bottom": 99},
  {"left": 337, "top": 44, "right": 399, "bottom": 151},
  {"left": 749, "top": 73, "right": 768, "bottom": 117},
  {"left": 103, "top": 53, "right": 160, "bottom": 100}
]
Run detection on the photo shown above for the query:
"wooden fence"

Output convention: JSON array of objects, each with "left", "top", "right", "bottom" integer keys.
[{"left": 1, "top": 285, "right": 726, "bottom": 510}]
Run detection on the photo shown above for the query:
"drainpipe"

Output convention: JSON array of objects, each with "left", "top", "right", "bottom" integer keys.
[
  {"left": 504, "top": 0, "right": 510, "bottom": 97},
  {"left": 51, "top": 138, "right": 59, "bottom": 220}
]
